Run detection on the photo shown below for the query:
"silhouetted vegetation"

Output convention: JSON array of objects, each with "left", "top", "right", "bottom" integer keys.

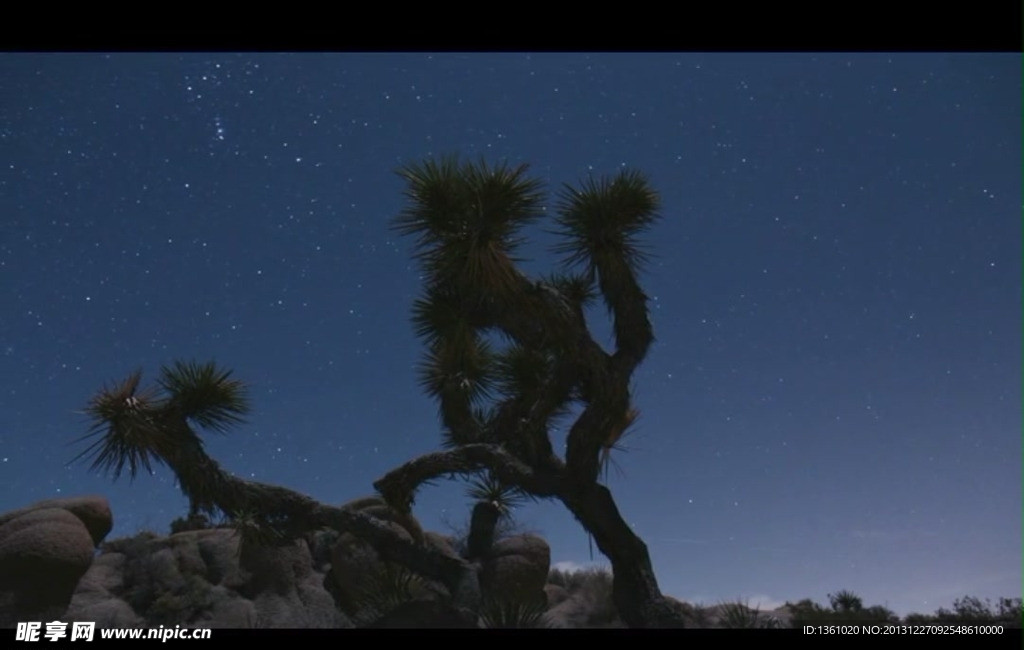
[
  {"left": 169, "top": 512, "right": 213, "bottom": 535},
  {"left": 375, "top": 156, "right": 684, "bottom": 627},
  {"left": 71, "top": 157, "right": 1021, "bottom": 630},
  {"left": 786, "top": 590, "right": 899, "bottom": 626},
  {"left": 479, "top": 597, "right": 552, "bottom": 628},
  {"left": 905, "top": 596, "right": 1023, "bottom": 628}
]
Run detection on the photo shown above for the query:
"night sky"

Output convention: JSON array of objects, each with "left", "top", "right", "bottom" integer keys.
[{"left": 1, "top": 53, "right": 1020, "bottom": 618}]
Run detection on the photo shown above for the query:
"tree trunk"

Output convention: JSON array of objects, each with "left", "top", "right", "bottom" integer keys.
[
  {"left": 560, "top": 482, "right": 685, "bottom": 627},
  {"left": 374, "top": 444, "right": 686, "bottom": 627},
  {"left": 465, "top": 501, "right": 501, "bottom": 560}
]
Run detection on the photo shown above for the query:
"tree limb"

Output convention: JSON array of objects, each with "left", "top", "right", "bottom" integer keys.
[{"left": 373, "top": 443, "right": 563, "bottom": 513}]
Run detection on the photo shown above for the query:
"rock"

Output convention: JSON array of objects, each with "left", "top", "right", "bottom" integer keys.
[
  {"left": 66, "top": 551, "right": 144, "bottom": 628},
  {"left": 544, "top": 583, "right": 569, "bottom": 607},
  {"left": 190, "top": 529, "right": 245, "bottom": 589},
  {"left": 70, "top": 522, "right": 352, "bottom": 629},
  {"left": 329, "top": 497, "right": 435, "bottom": 618},
  {"left": 67, "top": 597, "right": 145, "bottom": 628},
  {"left": 0, "top": 507, "right": 99, "bottom": 626},
  {"left": 306, "top": 528, "right": 340, "bottom": 571},
  {"left": 543, "top": 570, "right": 621, "bottom": 628},
  {"left": 239, "top": 538, "right": 315, "bottom": 596},
  {"left": 0, "top": 496, "right": 113, "bottom": 547},
  {"left": 199, "top": 589, "right": 258, "bottom": 628},
  {"left": 423, "top": 532, "right": 459, "bottom": 560},
  {"left": 480, "top": 534, "right": 550, "bottom": 606}
]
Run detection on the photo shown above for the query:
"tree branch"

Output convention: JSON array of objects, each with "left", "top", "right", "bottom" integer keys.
[{"left": 373, "top": 443, "right": 563, "bottom": 514}]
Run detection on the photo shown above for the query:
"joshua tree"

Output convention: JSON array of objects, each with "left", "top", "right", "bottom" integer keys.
[
  {"left": 73, "top": 360, "right": 485, "bottom": 611},
  {"left": 373, "top": 156, "right": 685, "bottom": 627}
]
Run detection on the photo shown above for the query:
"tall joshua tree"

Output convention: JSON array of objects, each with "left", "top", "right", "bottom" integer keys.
[{"left": 373, "top": 156, "right": 685, "bottom": 627}]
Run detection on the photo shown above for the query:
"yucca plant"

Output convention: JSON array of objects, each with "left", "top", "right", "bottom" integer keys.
[
  {"left": 463, "top": 472, "right": 531, "bottom": 559},
  {"left": 227, "top": 508, "right": 288, "bottom": 557},
  {"left": 479, "top": 597, "right": 553, "bottom": 629},
  {"left": 355, "top": 563, "right": 430, "bottom": 624},
  {"left": 828, "top": 589, "right": 863, "bottom": 613}
]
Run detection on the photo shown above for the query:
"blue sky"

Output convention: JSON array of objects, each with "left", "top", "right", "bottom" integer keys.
[{"left": 1, "top": 53, "right": 1020, "bottom": 617}]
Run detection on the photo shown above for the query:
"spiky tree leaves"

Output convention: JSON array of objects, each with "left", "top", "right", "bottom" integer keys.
[
  {"left": 157, "top": 360, "right": 250, "bottom": 434},
  {"left": 73, "top": 361, "right": 251, "bottom": 516},
  {"left": 72, "top": 369, "right": 169, "bottom": 481},
  {"left": 464, "top": 471, "right": 534, "bottom": 559},
  {"left": 465, "top": 472, "right": 531, "bottom": 516},
  {"left": 554, "top": 169, "right": 660, "bottom": 277},
  {"left": 395, "top": 156, "right": 545, "bottom": 298},
  {"left": 227, "top": 508, "right": 288, "bottom": 557},
  {"left": 75, "top": 361, "right": 250, "bottom": 479},
  {"left": 555, "top": 170, "right": 659, "bottom": 367},
  {"left": 828, "top": 590, "right": 864, "bottom": 613}
]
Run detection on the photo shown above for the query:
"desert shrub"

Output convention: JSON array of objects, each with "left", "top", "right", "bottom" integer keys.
[
  {"left": 934, "top": 596, "right": 1023, "bottom": 627},
  {"left": 546, "top": 567, "right": 572, "bottom": 589},
  {"left": 169, "top": 512, "right": 212, "bottom": 534},
  {"left": 679, "top": 601, "right": 714, "bottom": 628},
  {"left": 352, "top": 563, "right": 431, "bottom": 626},
  {"left": 717, "top": 600, "right": 784, "bottom": 628},
  {"left": 100, "top": 529, "right": 160, "bottom": 556},
  {"left": 829, "top": 589, "right": 863, "bottom": 613},
  {"left": 786, "top": 592, "right": 897, "bottom": 626}
]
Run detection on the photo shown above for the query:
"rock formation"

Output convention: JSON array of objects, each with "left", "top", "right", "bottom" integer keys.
[
  {"left": 0, "top": 496, "right": 113, "bottom": 627},
  {"left": 0, "top": 494, "right": 560, "bottom": 629}
]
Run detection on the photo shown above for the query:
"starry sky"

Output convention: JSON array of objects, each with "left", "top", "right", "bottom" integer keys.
[{"left": 1, "top": 53, "right": 1020, "bottom": 618}]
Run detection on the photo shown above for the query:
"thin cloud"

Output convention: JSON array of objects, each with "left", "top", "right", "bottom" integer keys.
[{"left": 551, "top": 560, "right": 610, "bottom": 573}]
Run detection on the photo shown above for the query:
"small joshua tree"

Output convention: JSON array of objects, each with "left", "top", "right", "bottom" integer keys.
[
  {"left": 463, "top": 472, "right": 529, "bottom": 560},
  {"left": 74, "top": 360, "right": 486, "bottom": 610}
]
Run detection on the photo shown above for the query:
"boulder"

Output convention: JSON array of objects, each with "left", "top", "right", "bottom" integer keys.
[
  {"left": 67, "top": 522, "right": 352, "bottom": 628},
  {"left": 0, "top": 507, "right": 99, "bottom": 626},
  {"left": 544, "top": 583, "right": 570, "bottom": 607},
  {"left": 480, "top": 534, "right": 550, "bottom": 606},
  {"left": 66, "top": 552, "right": 144, "bottom": 627},
  {"left": 0, "top": 495, "right": 113, "bottom": 547},
  {"left": 8, "top": 496, "right": 113, "bottom": 545},
  {"left": 329, "top": 496, "right": 437, "bottom": 618}
]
